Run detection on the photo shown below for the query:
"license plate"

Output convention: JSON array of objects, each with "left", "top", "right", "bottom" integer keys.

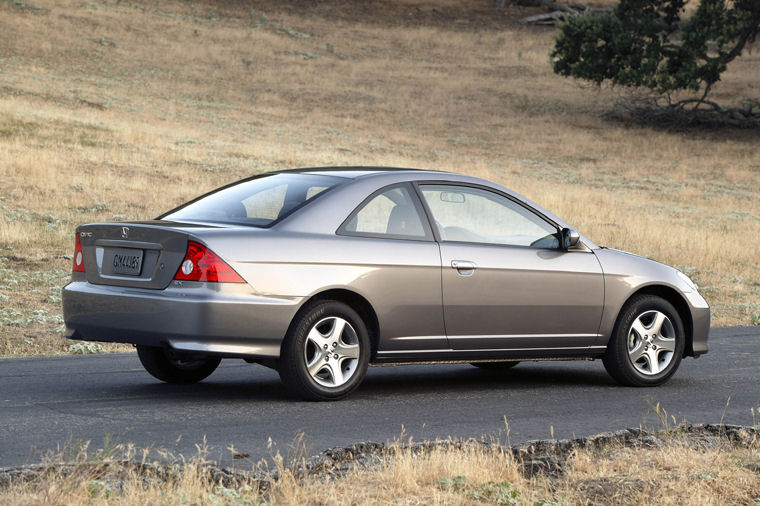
[{"left": 111, "top": 248, "right": 144, "bottom": 276}]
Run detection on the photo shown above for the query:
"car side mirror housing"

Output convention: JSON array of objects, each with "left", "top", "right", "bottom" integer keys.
[{"left": 561, "top": 228, "right": 581, "bottom": 249}]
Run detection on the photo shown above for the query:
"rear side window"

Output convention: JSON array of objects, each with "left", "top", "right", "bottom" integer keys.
[
  {"left": 340, "top": 185, "right": 430, "bottom": 240},
  {"left": 162, "top": 173, "right": 344, "bottom": 227}
]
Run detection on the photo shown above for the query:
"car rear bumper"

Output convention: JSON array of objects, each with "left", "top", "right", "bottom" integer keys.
[{"left": 62, "top": 280, "right": 302, "bottom": 358}]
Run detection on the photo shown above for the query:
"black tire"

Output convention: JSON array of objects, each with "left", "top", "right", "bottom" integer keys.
[
  {"left": 136, "top": 345, "right": 221, "bottom": 384},
  {"left": 603, "top": 295, "right": 685, "bottom": 387},
  {"left": 279, "top": 301, "right": 370, "bottom": 401},
  {"left": 471, "top": 361, "right": 520, "bottom": 371}
]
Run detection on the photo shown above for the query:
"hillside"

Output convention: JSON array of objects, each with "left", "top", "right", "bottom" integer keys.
[{"left": 0, "top": 0, "right": 758, "bottom": 356}]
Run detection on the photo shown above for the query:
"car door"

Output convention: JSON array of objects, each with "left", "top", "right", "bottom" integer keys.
[{"left": 417, "top": 183, "right": 604, "bottom": 352}]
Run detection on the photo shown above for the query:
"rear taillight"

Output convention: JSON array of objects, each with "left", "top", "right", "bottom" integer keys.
[
  {"left": 73, "top": 233, "right": 85, "bottom": 272},
  {"left": 173, "top": 241, "right": 244, "bottom": 283}
]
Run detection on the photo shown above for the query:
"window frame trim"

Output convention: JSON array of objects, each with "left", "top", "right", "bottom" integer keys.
[
  {"left": 336, "top": 182, "right": 436, "bottom": 242},
  {"left": 412, "top": 181, "right": 563, "bottom": 250}
]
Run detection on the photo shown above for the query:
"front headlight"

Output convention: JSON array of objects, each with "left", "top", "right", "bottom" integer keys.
[{"left": 676, "top": 269, "right": 698, "bottom": 292}]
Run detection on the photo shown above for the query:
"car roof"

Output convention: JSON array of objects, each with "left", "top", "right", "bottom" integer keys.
[{"left": 270, "top": 166, "right": 451, "bottom": 180}]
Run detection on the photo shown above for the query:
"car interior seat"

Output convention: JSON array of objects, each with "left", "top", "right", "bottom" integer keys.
[{"left": 386, "top": 205, "right": 424, "bottom": 236}]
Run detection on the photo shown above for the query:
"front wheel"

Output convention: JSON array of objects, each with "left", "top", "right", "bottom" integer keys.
[
  {"left": 279, "top": 301, "right": 370, "bottom": 401},
  {"left": 136, "top": 345, "right": 221, "bottom": 384},
  {"left": 603, "top": 295, "right": 685, "bottom": 387}
]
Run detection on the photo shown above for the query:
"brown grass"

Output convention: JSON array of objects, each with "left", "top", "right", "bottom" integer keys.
[
  {"left": 1, "top": 0, "right": 759, "bottom": 356},
  {"left": 2, "top": 427, "right": 759, "bottom": 505}
]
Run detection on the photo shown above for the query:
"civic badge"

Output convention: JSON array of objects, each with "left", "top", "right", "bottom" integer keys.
[{"left": 121, "top": 226, "right": 129, "bottom": 239}]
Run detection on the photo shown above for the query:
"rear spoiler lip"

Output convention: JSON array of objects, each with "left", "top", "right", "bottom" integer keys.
[{"left": 79, "top": 220, "right": 226, "bottom": 230}]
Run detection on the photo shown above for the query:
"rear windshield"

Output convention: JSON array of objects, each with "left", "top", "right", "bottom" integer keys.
[{"left": 161, "top": 173, "right": 345, "bottom": 227}]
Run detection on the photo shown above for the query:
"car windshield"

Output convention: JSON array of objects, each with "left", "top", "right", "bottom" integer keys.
[{"left": 162, "top": 173, "right": 346, "bottom": 227}]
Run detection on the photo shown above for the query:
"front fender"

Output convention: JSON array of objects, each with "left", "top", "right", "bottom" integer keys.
[{"left": 594, "top": 248, "right": 705, "bottom": 347}]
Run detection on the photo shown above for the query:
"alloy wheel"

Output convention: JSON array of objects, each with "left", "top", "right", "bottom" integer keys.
[
  {"left": 303, "top": 316, "right": 361, "bottom": 388},
  {"left": 626, "top": 310, "right": 676, "bottom": 375}
]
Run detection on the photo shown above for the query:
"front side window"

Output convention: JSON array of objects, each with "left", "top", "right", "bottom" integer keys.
[
  {"left": 340, "top": 185, "right": 428, "bottom": 239},
  {"left": 162, "top": 173, "right": 344, "bottom": 227},
  {"left": 420, "top": 185, "right": 559, "bottom": 248}
]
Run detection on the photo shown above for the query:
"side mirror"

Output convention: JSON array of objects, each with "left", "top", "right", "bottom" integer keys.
[{"left": 561, "top": 228, "right": 580, "bottom": 249}]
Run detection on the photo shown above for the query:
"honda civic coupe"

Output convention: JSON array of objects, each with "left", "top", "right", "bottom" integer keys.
[{"left": 62, "top": 168, "right": 709, "bottom": 400}]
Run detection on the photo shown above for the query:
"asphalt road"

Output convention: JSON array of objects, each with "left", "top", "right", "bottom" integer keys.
[{"left": 1, "top": 327, "right": 758, "bottom": 468}]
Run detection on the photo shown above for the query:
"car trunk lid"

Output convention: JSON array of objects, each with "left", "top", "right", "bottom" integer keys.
[{"left": 77, "top": 221, "right": 219, "bottom": 289}]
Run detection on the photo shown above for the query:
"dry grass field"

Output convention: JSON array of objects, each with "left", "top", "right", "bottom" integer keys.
[
  {"left": 2, "top": 425, "right": 759, "bottom": 504},
  {"left": 0, "top": 0, "right": 758, "bottom": 357}
]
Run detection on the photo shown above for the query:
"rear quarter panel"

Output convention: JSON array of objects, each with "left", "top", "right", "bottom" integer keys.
[{"left": 193, "top": 229, "right": 445, "bottom": 351}]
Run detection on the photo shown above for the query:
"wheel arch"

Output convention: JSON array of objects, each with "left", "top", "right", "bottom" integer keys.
[
  {"left": 286, "top": 289, "right": 380, "bottom": 357},
  {"left": 617, "top": 285, "right": 695, "bottom": 357}
]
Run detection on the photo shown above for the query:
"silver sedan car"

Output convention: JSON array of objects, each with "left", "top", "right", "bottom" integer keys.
[{"left": 63, "top": 168, "right": 709, "bottom": 400}]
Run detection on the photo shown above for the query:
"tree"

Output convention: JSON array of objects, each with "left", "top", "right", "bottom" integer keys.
[{"left": 551, "top": 0, "right": 760, "bottom": 109}]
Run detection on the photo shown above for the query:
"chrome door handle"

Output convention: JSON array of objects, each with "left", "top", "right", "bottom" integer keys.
[{"left": 451, "top": 260, "right": 476, "bottom": 276}]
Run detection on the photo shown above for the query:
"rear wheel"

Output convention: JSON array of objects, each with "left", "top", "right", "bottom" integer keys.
[
  {"left": 136, "top": 345, "right": 221, "bottom": 384},
  {"left": 603, "top": 295, "right": 685, "bottom": 387},
  {"left": 279, "top": 301, "right": 370, "bottom": 401},
  {"left": 471, "top": 361, "right": 520, "bottom": 371}
]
